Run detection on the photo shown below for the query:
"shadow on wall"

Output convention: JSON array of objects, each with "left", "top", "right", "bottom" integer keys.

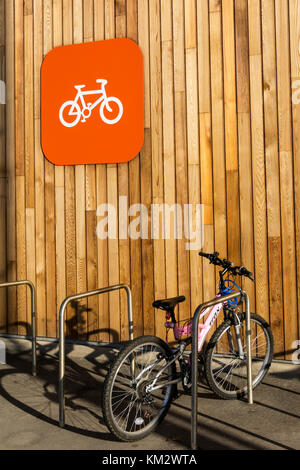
[{"left": 0, "top": 298, "right": 120, "bottom": 344}]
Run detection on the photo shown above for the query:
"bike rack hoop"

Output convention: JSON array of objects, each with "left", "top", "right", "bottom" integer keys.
[
  {"left": 191, "top": 290, "right": 253, "bottom": 450},
  {"left": 58, "top": 283, "right": 133, "bottom": 428},
  {"left": 0, "top": 280, "right": 37, "bottom": 376}
]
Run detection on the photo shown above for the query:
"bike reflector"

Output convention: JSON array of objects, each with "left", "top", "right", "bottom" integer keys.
[{"left": 41, "top": 39, "right": 144, "bottom": 165}]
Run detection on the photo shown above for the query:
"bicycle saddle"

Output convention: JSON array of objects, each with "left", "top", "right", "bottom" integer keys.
[
  {"left": 74, "top": 85, "right": 86, "bottom": 90},
  {"left": 152, "top": 296, "right": 185, "bottom": 311}
]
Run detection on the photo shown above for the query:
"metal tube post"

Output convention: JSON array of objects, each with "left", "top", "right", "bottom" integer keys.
[
  {"left": 191, "top": 291, "right": 252, "bottom": 450},
  {"left": 58, "top": 283, "right": 133, "bottom": 428},
  {"left": 244, "top": 291, "right": 253, "bottom": 404},
  {"left": 0, "top": 280, "right": 37, "bottom": 376}
]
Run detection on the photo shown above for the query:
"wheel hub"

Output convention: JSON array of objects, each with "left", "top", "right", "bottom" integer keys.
[{"left": 136, "top": 379, "right": 152, "bottom": 400}]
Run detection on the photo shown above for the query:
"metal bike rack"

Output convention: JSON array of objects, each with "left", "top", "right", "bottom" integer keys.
[
  {"left": 0, "top": 280, "right": 37, "bottom": 376},
  {"left": 59, "top": 283, "right": 133, "bottom": 428},
  {"left": 191, "top": 290, "right": 253, "bottom": 450}
]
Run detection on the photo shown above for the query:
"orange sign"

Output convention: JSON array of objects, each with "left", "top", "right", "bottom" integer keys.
[{"left": 41, "top": 38, "right": 144, "bottom": 165}]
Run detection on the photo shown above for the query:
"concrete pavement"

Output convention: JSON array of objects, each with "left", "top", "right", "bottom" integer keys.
[{"left": 0, "top": 338, "right": 299, "bottom": 450}]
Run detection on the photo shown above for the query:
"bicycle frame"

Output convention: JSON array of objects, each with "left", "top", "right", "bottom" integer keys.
[
  {"left": 144, "top": 298, "right": 228, "bottom": 393},
  {"left": 173, "top": 298, "right": 224, "bottom": 351},
  {"left": 70, "top": 87, "right": 107, "bottom": 115}
]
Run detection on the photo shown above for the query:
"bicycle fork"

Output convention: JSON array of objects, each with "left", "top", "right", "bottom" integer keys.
[{"left": 227, "top": 315, "right": 245, "bottom": 360}]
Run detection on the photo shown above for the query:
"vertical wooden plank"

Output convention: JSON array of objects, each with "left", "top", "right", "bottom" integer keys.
[
  {"left": 138, "top": 0, "right": 154, "bottom": 335},
  {"left": 235, "top": 0, "right": 255, "bottom": 314},
  {"left": 16, "top": 175, "right": 26, "bottom": 334},
  {"left": 24, "top": 1, "right": 36, "bottom": 330},
  {"left": 116, "top": 0, "right": 130, "bottom": 341},
  {"left": 198, "top": 1, "right": 215, "bottom": 302},
  {"left": 248, "top": 0, "right": 269, "bottom": 322},
  {"left": 200, "top": 114, "right": 215, "bottom": 302},
  {"left": 185, "top": 0, "right": 202, "bottom": 314},
  {"left": 275, "top": 0, "right": 298, "bottom": 359},
  {"left": 5, "top": 0, "right": 17, "bottom": 333},
  {"left": 84, "top": 0, "right": 94, "bottom": 42},
  {"left": 106, "top": 159, "right": 120, "bottom": 344},
  {"left": 94, "top": 0, "right": 104, "bottom": 41},
  {"left": 149, "top": 0, "right": 165, "bottom": 339},
  {"left": 84, "top": 0, "right": 98, "bottom": 341},
  {"left": 248, "top": 0, "right": 261, "bottom": 56},
  {"left": 209, "top": 5, "right": 227, "bottom": 265},
  {"left": 105, "top": 0, "right": 120, "bottom": 342},
  {"left": 0, "top": 0, "right": 6, "bottom": 331},
  {"left": 43, "top": 0, "right": 56, "bottom": 337},
  {"left": 94, "top": 0, "right": 109, "bottom": 342},
  {"left": 261, "top": 0, "right": 284, "bottom": 357},
  {"left": 15, "top": 0, "right": 24, "bottom": 178},
  {"left": 15, "top": 0, "right": 27, "bottom": 334},
  {"left": 24, "top": 1, "right": 34, "bottom": 209},
  {"left": 222, "top": 0, "right": 241, "bottom": 264},
  {"left": 33, "top": 0, "right": 46, "bottom": 336},
  {"left": 62, "top": 0, "right": 76, "bottom": 338},
  {"left": 86, "top": 210, "right": 98, "bottom": 341},
  {"left": 210, "top": 0, "right": 221, "bottom": 13},
  {"left": 161, "top": 0, "right": 178, "bottom": 306},
  {"left": 290, "top": 0, "right": 300, "bottom": 345},
  {"left": 198, "top": 0, "right": 211, "bottom": 114},
  {"left": 173, "top": 0, "right": 190, "bottom": 323},
  {"left": 73, "top": 0, "right": 87, "bottom": 339},
  {"left": 53, "top": 0, "right": 66, "bottom": 337},
  {"left": 128, "top": 0, "right": 143, "bottom": 339}
]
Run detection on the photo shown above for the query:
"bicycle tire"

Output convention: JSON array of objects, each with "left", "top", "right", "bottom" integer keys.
[
  {"left": 204, "top": 313, "right": 273, "bottom": 399},
  {"left": 59, "top": 100, "right": 81, "bottom": 127},
  {"left": 100, "top": 97, "right": 123, "bottom": 125},
  {"left": 102, "top": 335, "right": 176, "bottom": 441}
]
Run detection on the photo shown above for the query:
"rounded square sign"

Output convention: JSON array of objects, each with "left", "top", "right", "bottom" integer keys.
[{"left": 41, "top": 38, "right": 144, "bottom": 165}]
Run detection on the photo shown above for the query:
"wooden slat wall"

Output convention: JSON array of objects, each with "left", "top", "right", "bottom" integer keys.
[
  {"left": 0, "top": 0, "right": 6, "bottom": 332},
  {"left": 2, "top": 0, "right": 300, "bottom": 359}
]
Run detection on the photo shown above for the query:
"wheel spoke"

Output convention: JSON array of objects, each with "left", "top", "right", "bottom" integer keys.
[
  {"left": 104, "top": 339, "right": 174, "bottom": 439},
  {"left": 207, "top": 315, "right": 272, "bottom": 397}
]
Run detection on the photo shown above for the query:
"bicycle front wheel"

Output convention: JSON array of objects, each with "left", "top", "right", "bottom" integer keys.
[
  {"left": 204, "top": 313, "right": 273, "bottom": 399},
  {"left": 102, "top": 335, "right": 176, "bottom": 441}
]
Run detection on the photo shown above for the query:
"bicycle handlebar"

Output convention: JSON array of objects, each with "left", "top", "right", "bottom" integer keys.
[{"left": 199, "top": 252, "right": 255, "bottom": 282}]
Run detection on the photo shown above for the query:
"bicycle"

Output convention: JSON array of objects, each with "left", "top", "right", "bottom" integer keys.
[
  {"left": 102, "top": 252, "right": 274, "bottom": 441},
  {"left": 59, "top": 79, "right": 123, "bottom": 128}
]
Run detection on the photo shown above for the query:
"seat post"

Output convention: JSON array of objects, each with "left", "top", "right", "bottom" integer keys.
[{"left": 167, "top": 308, "right": 176, "bottom": 324}]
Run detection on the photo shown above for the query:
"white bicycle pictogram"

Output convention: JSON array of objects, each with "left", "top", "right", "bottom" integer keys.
[{"left": 59, "top": 79, "right": 123, "bottom": 128}]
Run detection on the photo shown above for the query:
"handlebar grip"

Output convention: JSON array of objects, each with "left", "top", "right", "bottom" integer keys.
[
  {"left": 239, "top": 266, "right": 255, "bottom": 281},
  {"left": 198, "top": 252, "right": 209, "bottom": 258}
]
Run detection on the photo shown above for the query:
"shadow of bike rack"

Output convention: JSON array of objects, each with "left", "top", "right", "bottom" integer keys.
[
  {"left": 58, "top": 283, "right": 133, "bottom": 428},
  {"left": 0, "top": 280, "right": 37, "bottom": 376},
  {"left": 191, "top": 290, "right": 253, "bottom": 450}
]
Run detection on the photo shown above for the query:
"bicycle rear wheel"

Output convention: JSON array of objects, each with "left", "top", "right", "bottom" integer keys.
[
  {"left": 204, "top": 313, "right": 273, "bottom": 399},
  {"left": 102, "top": 335, "right": 176, "bottom": 441}
]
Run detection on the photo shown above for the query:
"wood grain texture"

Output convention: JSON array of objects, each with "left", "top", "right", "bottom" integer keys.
[
  {"left": 290, "top": 0, "right": 300, "bottom": 344},
  {"left": 0, "top": 0, "right": 6, "bottom": 331},
  {"left": 3, "top": 0, "right": 299, "bottom": 358}
]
